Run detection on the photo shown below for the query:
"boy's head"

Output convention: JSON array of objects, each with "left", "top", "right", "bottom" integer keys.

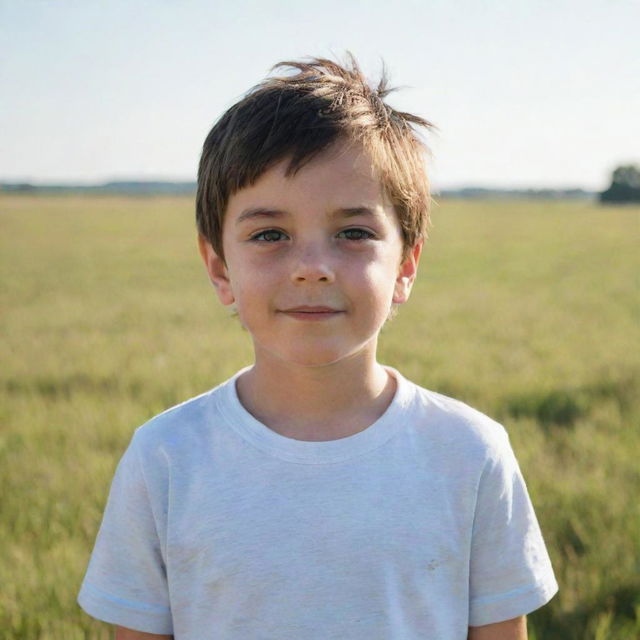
[{"left": 196, "top": 53, "right": 435, "bottom": 264}]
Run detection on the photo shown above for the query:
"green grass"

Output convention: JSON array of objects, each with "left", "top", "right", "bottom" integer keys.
[{"left": 1, "top": 194, "right": 638, "bottom": 639}]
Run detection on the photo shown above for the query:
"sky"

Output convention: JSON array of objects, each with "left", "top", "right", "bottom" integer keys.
[{"left": 1, "top": 0, "right": 638, "bottom": 190}]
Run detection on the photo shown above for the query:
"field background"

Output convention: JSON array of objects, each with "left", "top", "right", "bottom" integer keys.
[{"left": 1, "top": 194, "right": 638, "bottom": 639}]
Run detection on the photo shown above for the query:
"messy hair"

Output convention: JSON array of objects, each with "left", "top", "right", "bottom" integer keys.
[{"left": 196, "top": 53, "right": 435, "bottom": 262}]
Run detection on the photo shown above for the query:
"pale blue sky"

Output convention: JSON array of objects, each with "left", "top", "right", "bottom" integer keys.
[{"left": 2, "top": 0, "right": 638, "bottom": 189}]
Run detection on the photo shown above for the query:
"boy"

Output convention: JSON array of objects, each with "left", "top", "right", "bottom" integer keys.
[{"left": 78, "top": 55, "right": 557, "bottom": 639}]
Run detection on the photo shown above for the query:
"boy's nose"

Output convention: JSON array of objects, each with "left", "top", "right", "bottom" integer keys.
[{"left": 290, "top": 245, "right": 336, "bottom": 283}]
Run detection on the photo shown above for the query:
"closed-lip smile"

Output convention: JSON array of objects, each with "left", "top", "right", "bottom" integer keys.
[
  {"left": 279, "top": 306, "right": 344, "bottom": 319},
  {"left": 282, "top": 306, "right": 341, "bottom": 313}
]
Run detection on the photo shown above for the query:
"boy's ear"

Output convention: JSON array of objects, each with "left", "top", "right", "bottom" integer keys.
[
  {"left": 197, "top": 234, "right": 235, "bottom": 306},
  {"left": 392, "top": 240, "right": 423, "bottom": 305}
]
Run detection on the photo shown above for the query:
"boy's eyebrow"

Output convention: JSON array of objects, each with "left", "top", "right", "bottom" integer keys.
[
  {"left": 236, "top": 206, "right": 380, "bottom": 224},
  {"left": 236, "top": 208, "right": 286, "bottom": 224},
  {"left": 334, "top": 206, "right": 380, "bottom": 219}
]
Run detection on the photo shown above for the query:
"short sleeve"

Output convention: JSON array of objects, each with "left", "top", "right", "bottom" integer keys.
[
  {"left": 77, "top": 432, "right": 173, "bottom": 635},
  {"left": 468, "top": 431, "right": 558, "bottom": 626}
]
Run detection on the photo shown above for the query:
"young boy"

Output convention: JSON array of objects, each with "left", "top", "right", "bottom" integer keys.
[{"left": 78, "top": 55, "right": 557, "bottom": 639}]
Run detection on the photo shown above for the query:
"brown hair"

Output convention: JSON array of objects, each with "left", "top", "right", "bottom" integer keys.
[{"left": 196, "top": 53, "right": 435, "bottom": 262}]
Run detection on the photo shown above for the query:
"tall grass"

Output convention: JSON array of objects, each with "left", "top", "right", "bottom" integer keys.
[{"left": 1, "top": 195, "right": 638, "bottom": 638}]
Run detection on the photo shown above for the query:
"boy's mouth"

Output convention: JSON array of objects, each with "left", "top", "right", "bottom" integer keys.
[{"left": 279, "top": 306, "right": 344, "bottom": 319}]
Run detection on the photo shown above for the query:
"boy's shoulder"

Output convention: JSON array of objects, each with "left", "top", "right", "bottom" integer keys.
[
  {"left": 130, "top": 374, "right": 234, "bottom": 452},
  {"left": 404, "top": 373, "right": 511, "bottom": 457}
]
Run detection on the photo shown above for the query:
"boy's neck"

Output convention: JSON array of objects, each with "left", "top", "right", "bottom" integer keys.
[{"left": 235, "top": 353, "right": 395, "bottom": 442}]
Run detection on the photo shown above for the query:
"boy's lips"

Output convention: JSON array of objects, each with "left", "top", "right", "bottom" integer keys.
[
  {"left": 282, "top": 305, "right": 341, "bottom": 312},
  {"left": 279, "top": 305, "right": 344, "bottom": 319}
]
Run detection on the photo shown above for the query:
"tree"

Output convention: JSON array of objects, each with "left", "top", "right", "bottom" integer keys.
[{"left": 600, "top": 164, "right": 640, "bottom": 203}]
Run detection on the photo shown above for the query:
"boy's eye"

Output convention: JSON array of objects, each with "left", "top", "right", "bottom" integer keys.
[
  {"left": 250, "top": 228, "right": 374, "bottom": 242},
  {"left": 337, "top": 228, "right": 375, "bottom": 241},
  {"left": 250, "top": 229, "right": 287, "bottom": 242}
]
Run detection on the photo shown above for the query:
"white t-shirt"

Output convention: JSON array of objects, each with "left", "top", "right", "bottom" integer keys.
[{"left": 78, "top": 367, "right": 557, "bottom": 639}]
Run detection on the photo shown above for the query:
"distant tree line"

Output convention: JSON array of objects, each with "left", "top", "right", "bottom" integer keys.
[
  {"left": 440, "top": 187, "right": 593, "bottom": 200},
  {"left": 3, "top": 169, "right": 639, "bottom": 203},
  {"left": 600, "top": 164, "right": 640, "bottom": 203},
  {"left": 0, "top": 181, "right": 197, "bottom": 195}
]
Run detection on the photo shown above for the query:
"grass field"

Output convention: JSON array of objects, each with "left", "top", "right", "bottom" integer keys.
[{"left": 1, "top": 194, "right": 638, "bottom": 639}]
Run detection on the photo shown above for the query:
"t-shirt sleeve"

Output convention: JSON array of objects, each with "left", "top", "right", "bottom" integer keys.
[
  {"left": 468, "top": 430, "right": 558, "bottom": 627},
  {"left": 77, "top": 431, "right": 173, "bottom": 635}
]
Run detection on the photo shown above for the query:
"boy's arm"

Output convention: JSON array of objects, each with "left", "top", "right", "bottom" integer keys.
[
  {"left": 468, "top": 615, "right": 527, "bottom": 640},
  {"left": 114, "top": 625, "right": 173, "bottom": 640}
]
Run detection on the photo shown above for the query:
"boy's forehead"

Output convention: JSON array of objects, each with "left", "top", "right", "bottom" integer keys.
[
  {"left": 227, "top": 142, "right": 390, "bottom": 217},
  {"left": 284, "top": 141, "right": 380, "bottom": 183}
]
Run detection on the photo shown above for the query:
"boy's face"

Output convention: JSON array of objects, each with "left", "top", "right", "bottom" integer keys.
[{"left": 199, "top": 141, "right": 422, "bottom": 369}]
